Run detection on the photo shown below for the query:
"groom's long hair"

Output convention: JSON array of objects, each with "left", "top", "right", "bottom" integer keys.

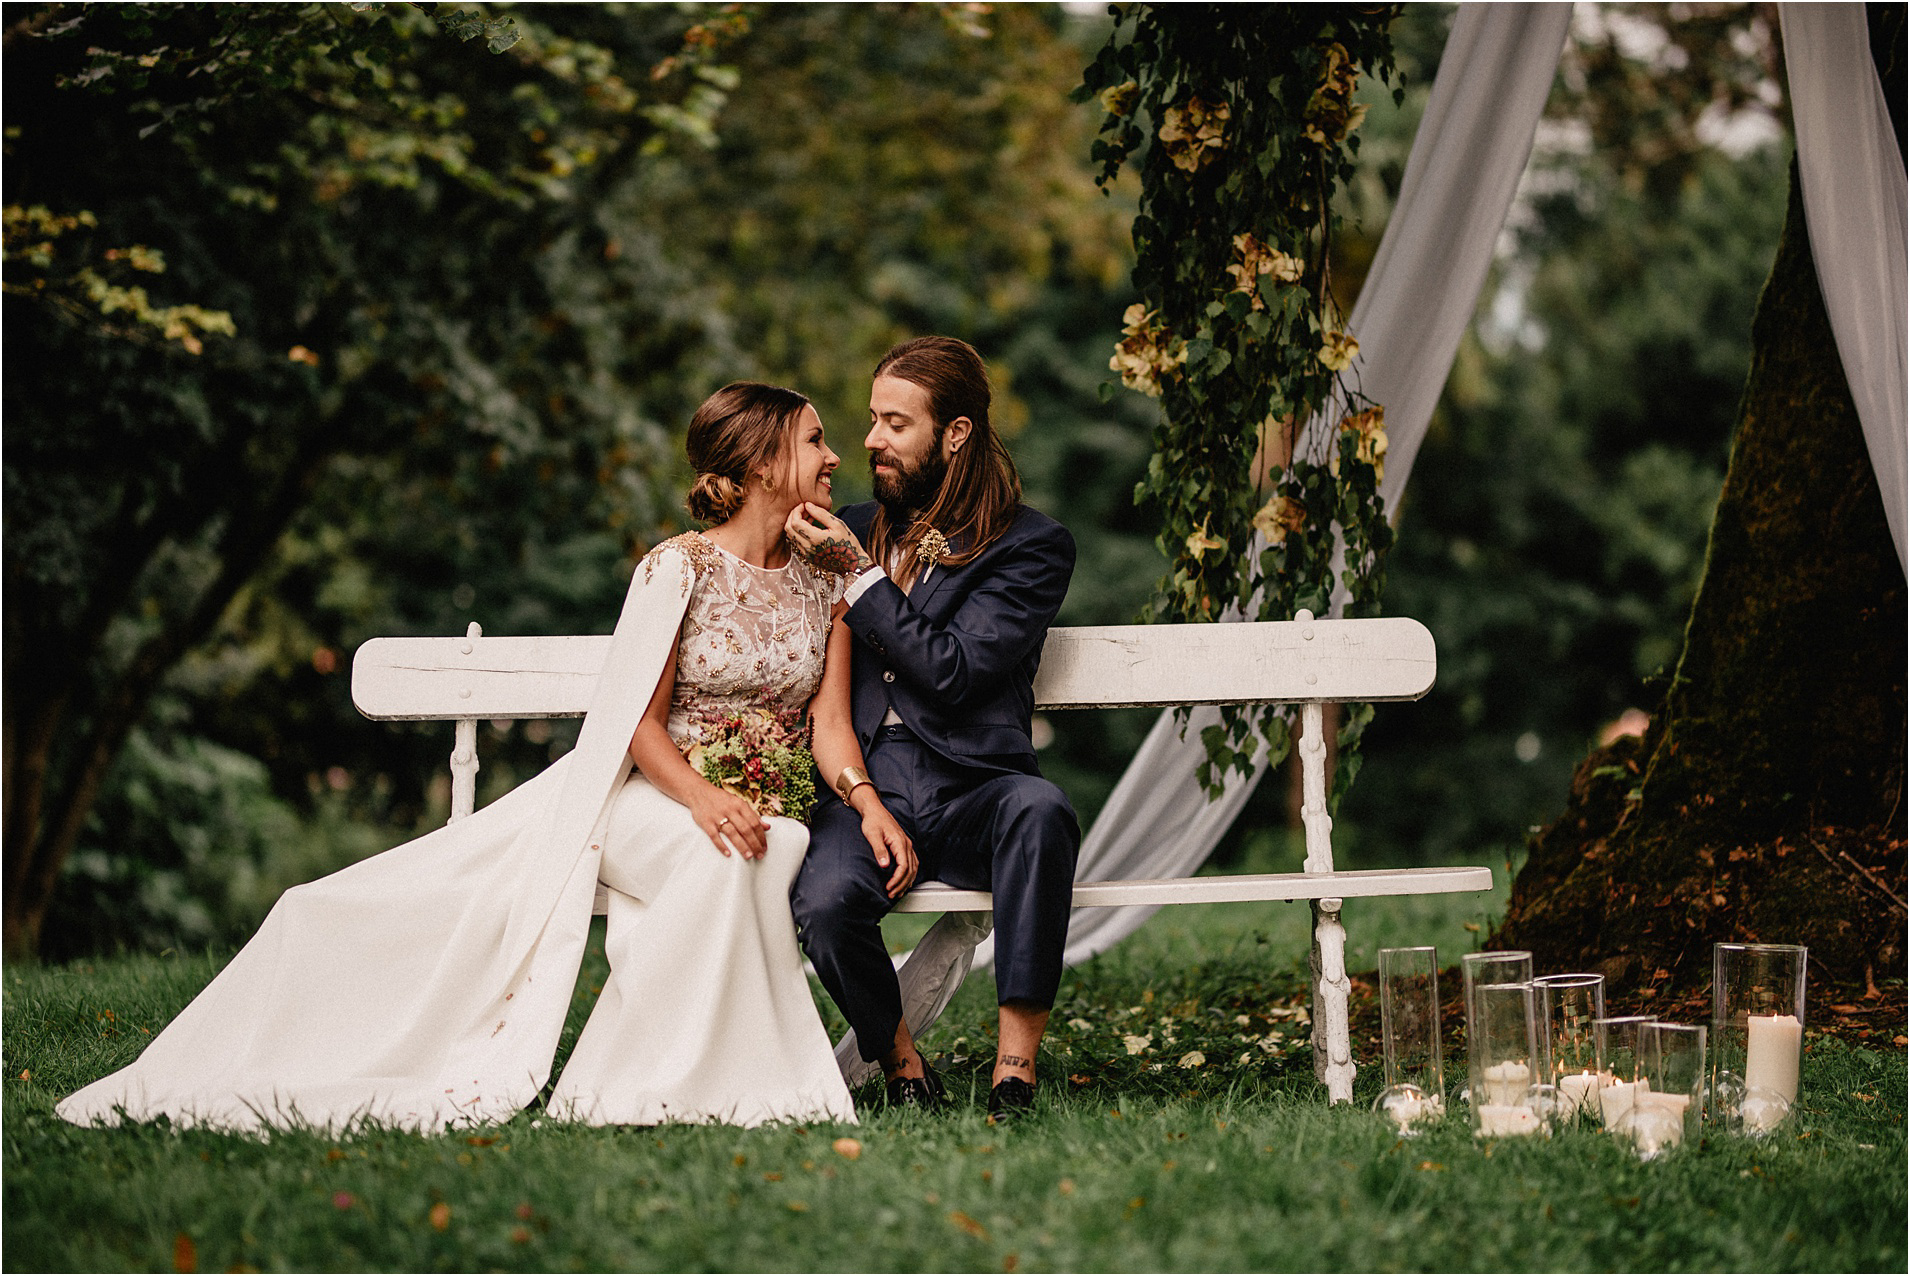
[{"left": 866, "top": 336, "right": 1021, "bottom": 583}]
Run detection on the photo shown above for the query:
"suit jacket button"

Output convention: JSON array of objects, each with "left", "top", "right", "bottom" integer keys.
[{"left": 882, "top": 670, "right": 896, "bottom": 683}]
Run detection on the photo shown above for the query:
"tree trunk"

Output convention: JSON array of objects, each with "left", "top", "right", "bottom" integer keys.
[{"left": 1494, "top": 158, "right": 1907, "bottom": 1022}]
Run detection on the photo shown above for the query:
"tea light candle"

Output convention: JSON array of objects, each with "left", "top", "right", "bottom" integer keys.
[
  {"left": 1379, "top": 1089, "right": 1430, "bottom": 1130},
  {"left": 1481, "top": 1060, "right": 1532, "bottom": 1106},
  {"left": 1476, "top": 1104, "right": 1540, "bottom": 1137},
  {"left": 1744, "top": 1013, "right": 1802, "bottom": 1104}
]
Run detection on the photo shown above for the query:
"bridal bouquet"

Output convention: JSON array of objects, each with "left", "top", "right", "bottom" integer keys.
[{"left": 685, "top": 709, "right": 818, "bottom": 823}]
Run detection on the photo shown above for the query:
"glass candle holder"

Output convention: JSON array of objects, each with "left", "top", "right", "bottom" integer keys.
[
  {"left": 1712, "top": 942, "right": 1807, "bottom": 1135},
  {"left": 1468, "top": 981, "right": 1544, "bottom": 1138},
  {"left": 1615, "top": 1022, "right": 1706, "bottom": 1160},
  {"left": 1374, "top": 946, "right": 1445, "bottom": 1134},
  {"left": 1459, "top": 952, "right": 1535, "bottom": 1108},
  {"left": 1593, "top": 1015, "right": 1655, "bottom": 1130},
  {"left": 1536, "top": 973, "right": 1606, "bottom": 1124},
  {"left": 1461, "top": 950, "right": 1535, "bottom": 1013}
]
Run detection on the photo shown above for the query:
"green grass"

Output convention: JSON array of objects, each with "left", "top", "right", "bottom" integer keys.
[{"left": 6, "top": 874, "right": 1906, "bottom": 1272}]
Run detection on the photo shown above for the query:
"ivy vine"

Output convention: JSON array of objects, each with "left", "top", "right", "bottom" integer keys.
[{"left": 1078, "top": 3, "right": 1404, "bottom": 800}]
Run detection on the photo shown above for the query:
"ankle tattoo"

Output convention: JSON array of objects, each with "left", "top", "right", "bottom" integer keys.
[{"left": 999, "top": 1054, "right": 1033, "bottom": 1070}]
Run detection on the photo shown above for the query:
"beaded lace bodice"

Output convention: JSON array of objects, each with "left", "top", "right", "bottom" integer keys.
[{"left": 641, "top": 531, "right": 846, "bottom": 749}]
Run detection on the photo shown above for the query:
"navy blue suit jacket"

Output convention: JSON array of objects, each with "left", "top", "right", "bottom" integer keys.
[{"left": 838, "top": 501, "right": 1074, "bottom": 776}]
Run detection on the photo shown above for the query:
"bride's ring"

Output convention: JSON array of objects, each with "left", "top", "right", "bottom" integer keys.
[{"left": 716, "top": 817, "right": 731, "bottom": 828}]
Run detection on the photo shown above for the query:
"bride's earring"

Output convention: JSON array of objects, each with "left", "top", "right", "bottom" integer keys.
[{"left": 760, "top": 472, "right": 776, "bottom": 492}]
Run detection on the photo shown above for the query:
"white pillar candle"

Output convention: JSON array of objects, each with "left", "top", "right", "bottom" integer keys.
[
  {"left": 1744, "top": 1013, "right": 1802, "bottom": 1104},
  {"left": 1558, "top": 1070, "right": 1605, "bottom": 1117},
  {"left": 1476, "top": 1104, "right": 1540, "bottom": 1137},
  {"left": 1636, "top": 1090, "right": 1690, "bottom": 1120},
  {"left": 1481, "top": 1060, "right": 1532, "bottom": 1107},
  {"left": 1599, "top": 1078, "right": 1646, "bottom": 1129},
  {"left": 1625, "top": 1099, "right": 1686, "bottom": 1155}
]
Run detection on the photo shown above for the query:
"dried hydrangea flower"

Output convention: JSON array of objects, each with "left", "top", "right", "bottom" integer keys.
[{"left": 1158, "top": 95, "right": 1230, "bottom": 172}]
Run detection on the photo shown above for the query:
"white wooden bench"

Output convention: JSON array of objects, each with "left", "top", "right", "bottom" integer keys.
[{"left": 352, "top": 610, "right": 1491, "bottom": 1102}]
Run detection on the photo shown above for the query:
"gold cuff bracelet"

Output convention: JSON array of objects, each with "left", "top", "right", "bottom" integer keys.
[{"left": 835, "top": 765, "right": 872, "bottom": 804}]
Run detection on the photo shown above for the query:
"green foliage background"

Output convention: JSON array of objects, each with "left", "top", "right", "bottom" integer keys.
[{"left": 3, "top": 3, "right": 1794, "bottom": 957}]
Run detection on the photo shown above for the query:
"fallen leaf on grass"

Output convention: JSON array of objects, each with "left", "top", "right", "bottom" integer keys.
[
  {"left": 172, "top": 1233, "right": 196, "bottom": 1273},
  {"left": 466, "top": 1136, "right": 496, "bottom": 1147},
  {"left": 1415, "top": 1161, "right": 1445, "bottom": 1172},
  {"left": 511, "top": 1226, "right": 532, "bottom": 1244},
  {"left": 429, "top": 1202, "right": 451, "bottom": 1231},
  {"left": 332, "top": 1192, "right": 354, "bottom": 1210},
  {"left": 787, "top": 1201, "right": 808, "bottom": 1213},
  {"left": 833, "top": 1137, "right": 862, "bottom": 1160},
  {"left": 1058, "top": 1178, "right": 1075, "bottom": 1196},
  {"left": 949, "top": 1210, "right": 988, "bottom": 1239},
  {"left": 516, "top": 1202, "right": 534, "bottom": 1219}
]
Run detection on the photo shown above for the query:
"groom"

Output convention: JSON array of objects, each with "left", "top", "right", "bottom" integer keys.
[{"left": 786, "top": 335, "right": 1079, "bottom": 1119}]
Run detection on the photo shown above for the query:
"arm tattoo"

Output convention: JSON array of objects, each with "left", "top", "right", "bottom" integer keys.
[{"left": 807, "top": 535, "right": 873, "bottom": 576}]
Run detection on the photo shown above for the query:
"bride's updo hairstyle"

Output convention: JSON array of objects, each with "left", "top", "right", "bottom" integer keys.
[{"left": 684, "top": 381, "right": 813, "bottom": 524}]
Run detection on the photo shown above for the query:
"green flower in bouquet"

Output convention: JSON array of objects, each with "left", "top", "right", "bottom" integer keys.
[{"left": 685, "top": 709, "right": 817, "bottom": 823}]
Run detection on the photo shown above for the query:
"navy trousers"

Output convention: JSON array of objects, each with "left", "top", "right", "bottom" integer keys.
[{"left": 792, "top": 724, "right": 1080, "bottom": 1063}]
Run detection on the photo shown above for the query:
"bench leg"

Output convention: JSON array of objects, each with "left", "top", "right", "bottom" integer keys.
[
  {"left": 1296, "top": 698, "right": 1355, "bottom": 1102},
  {"left": 1310, "top": 897, "right": 1356, "bottom": 1103}
]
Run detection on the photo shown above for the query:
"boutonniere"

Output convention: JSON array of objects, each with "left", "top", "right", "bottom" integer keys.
[{"left": 916, "top": 526, "right": 950, "bottom": 570}]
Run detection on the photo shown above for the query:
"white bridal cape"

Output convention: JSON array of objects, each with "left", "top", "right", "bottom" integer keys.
[{"left": 57, "top": 543, "right": 855, "bottom": 1132}]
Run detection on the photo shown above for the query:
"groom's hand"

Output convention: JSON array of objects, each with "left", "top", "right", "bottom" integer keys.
[
  {"left": 854, "top": 796, "right": 917, "bottom": 898},
  {"left": 785, "top": 503, "right": 875, "bottom": 578}
]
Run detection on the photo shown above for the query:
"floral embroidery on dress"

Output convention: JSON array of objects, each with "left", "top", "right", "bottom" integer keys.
[{"left": 636, "top": 533, "right": 848, "bottom": 809}]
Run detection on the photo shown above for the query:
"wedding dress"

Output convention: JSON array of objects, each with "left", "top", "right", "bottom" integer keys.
[{"left": 56, "top": 532, "right": 855, "bottom": 1132}]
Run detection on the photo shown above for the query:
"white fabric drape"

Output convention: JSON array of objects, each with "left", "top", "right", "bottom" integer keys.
[
  {"left": 911, "top": 4, "right": 1573, "bottom": 995},
  {"left": 1780, "top": 4, "right": 1909, "bottom": 572}
]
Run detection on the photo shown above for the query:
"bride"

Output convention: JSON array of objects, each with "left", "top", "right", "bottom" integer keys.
[{"left": 57, "top": 381, "right": 910, "bottom": 1132}]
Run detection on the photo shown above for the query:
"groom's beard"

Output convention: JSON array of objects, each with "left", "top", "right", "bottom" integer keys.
[{"left": 870, "top": 443, "right": 949, "bottom": 520}]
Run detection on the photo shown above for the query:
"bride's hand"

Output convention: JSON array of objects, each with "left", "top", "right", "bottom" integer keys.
[
  {"left": 785, "top": 503, "right": 874, "bottom": 578},
  {"left": 689, "top": 788, "right": 770, "bottom": 859},
  {"left": 858, "top": 801, "right": 917, "bottom": 898}
]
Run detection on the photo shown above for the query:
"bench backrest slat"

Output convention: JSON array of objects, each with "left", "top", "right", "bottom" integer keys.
[{"left": 351, "top": 617, "right": 1435, "bottom": 722}]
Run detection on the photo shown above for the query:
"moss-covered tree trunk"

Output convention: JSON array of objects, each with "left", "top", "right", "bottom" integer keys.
[{"left": 1494, "top": 159, "right": 1907, "bottom": 1020}]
